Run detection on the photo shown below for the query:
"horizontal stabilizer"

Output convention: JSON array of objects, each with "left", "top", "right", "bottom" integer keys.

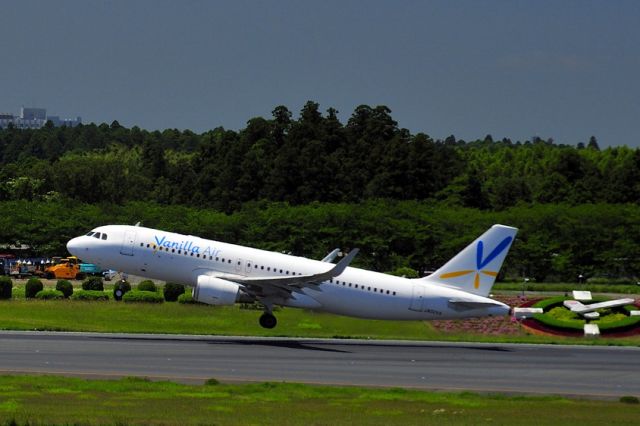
[{"left": 448, "top": 298, "right": 506, "bottom": 311}]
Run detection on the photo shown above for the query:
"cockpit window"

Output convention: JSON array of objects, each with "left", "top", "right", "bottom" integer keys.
[
  {"left": 86, "top": 232, "right": 94, "bottom": 236},
  {"left": 93, "top": 233, "right": 101, "bottom": 239},
  {"left": 101, "top": 234, "right": 107, "bottom": 240}
]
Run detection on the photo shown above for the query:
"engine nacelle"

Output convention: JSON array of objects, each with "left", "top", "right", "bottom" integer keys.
[{"left": 193, "top": 276, "right": 241, "bottom": 306}]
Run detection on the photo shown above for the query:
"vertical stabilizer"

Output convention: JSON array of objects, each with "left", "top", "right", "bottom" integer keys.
[{"left": 421, "top": 224, "right": 518, "bottom": 297}]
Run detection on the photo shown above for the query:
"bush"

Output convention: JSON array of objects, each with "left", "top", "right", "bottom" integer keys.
[
  {"left": 0, "top": 276, "right": 12, "bottom": 300},
  {"left": 55, "top": 280, "right": 73, "bottom": 298},
  {"left": 71, "top": 290, "right": 109, "bottom": 301},
  {"left": 82, "top": 276, "right": 104, "bottom": 291},
  {"left": 620, "top": 396, "right": 639, "bottom": 404},
  {"left": 178, "top": 292, "right": 197, "bottom": 304},
  {"left": 205, "top": 378, "right": 220, "bottom": 385},
  {"left": 123, "top": 290, "right": 164, "bottom": 303},
  {"left": 163, "top": 282, "right": 185, "bottom": 302},
  {"left": 35, "top": 290, "right": 65, "bottom": 300},
  {"left": 25, "top": 278, "right": 43, "bottom": 299},
  {"left": 113, "top": 280, "right": 132, "bottom": 301},
  {"left": 137, "top": 280, "right": 157, "bottom": 292}
]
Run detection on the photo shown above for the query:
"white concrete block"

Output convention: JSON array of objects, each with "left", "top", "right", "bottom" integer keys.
[
  {"left": 584, "top": 324, "right": 600, "bottom": 337},
  {"left": 564, "top": 300, "right": 585, "bottom": 311},
  {"left": 572, "top": 291, "right": 592, "bottom": 301},
  {"left": 583, "top": 312, "right": 600, "bottom": 320},
  {"left": 513, "top": 307, "right": 543, "bottom": 319},
  {"left": 630, "top": 311, "right": 640, "bottom": 316}
]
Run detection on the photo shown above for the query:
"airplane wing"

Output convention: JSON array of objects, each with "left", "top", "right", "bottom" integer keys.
[{"left": 214, "top": 248, "right": 359, "bottom": 298}]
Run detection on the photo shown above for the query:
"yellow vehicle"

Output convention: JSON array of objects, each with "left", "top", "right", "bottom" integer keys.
[{"left": 44, "top": 256, "right": 85, "bottom": 280}]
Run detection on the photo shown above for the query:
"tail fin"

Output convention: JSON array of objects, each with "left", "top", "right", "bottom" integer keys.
[{"left": 421, "top": 224, "right": 518, "bottom": 297}]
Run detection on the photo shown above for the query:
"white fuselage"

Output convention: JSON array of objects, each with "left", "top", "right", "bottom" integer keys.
[{"left": 67, "top": 225, "right": 509, "bottom": 321}]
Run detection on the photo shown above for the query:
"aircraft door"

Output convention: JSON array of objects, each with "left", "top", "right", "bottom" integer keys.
[
  {"left": 409, "top": 284, "right": 425, "bottom": 312},
  {"left": 235, "top": 258, "right": 243, "bottom": 274},
  {"left": 120, "top": 231, "right": 136, "bottom": 256},
  {"left": 245, "top": 260, "right": 254, "bottom": 274}
]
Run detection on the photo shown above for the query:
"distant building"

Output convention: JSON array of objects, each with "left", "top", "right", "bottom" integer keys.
[{"left": 0, "top": 106, "right": 82, "bottom": 129}]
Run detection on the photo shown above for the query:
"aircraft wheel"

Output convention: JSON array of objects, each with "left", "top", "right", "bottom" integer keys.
[{"left": 259, "top": 313, "right": 277, "bottom": 329}]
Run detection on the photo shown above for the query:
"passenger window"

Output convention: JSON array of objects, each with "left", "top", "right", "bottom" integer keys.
[
  {"left": 221, "top": 258, "right": 225, "bottom": 262},
  {"left": 172, "top": 249, "right": 175, "bottom": 253}
]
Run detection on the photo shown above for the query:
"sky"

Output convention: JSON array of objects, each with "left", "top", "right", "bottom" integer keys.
[{"left": 1, "top": 0, "right": 639, "bottom": 147}]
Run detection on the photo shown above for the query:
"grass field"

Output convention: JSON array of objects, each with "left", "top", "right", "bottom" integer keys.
[
  {"left": 1, "top": 298, "right": 640, "bottom": 346},
  {"left": 0, "top": 375, "right": 638, "bottom": 425}
]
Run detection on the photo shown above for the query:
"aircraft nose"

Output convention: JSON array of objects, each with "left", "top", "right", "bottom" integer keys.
[{"left": 66, "top": 237, "right": 84, "bottom": 256}]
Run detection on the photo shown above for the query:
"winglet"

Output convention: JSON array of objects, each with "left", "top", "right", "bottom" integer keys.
[
  {"left": 321, "top": 248, "right": 341, "bottom": 263},
  {"left": 330, "top": 248, "right": 359, "bottom": 276}
]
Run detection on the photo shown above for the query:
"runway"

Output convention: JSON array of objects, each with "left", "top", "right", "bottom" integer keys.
[{"left": 1, "top": 331, "right": 639, "bottom": 398}]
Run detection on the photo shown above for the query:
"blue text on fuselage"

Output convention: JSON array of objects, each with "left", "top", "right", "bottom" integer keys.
[{"left": 153, "top": 235, "right": 221, "bottom": 257}]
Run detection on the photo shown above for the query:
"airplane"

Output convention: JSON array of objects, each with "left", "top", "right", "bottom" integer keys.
[{"left": 66, "top": 223, "right": 517, "bottom": 328}]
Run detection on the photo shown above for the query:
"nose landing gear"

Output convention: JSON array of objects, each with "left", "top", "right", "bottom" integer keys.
[{"left": 259, "top": 312, "right": 277, "bottom": 329}]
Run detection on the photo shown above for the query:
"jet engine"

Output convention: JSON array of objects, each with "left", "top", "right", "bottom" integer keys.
[{"left": 193, "top": 275, "right": 241, "bottom": 306}]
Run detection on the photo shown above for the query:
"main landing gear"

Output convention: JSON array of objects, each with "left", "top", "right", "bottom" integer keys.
[{"left": 259, "top": 312, "right": 277, "bottom": 329}]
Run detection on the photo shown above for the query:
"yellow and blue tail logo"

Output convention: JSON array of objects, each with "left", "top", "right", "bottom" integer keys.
[{"left": 423, "top": 224, "right": 518, "bottom": 297}]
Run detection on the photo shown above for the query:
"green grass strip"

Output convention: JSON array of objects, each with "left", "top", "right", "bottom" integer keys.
[{"left": 0, "top": 375, "right": 638, "bottom": 425}]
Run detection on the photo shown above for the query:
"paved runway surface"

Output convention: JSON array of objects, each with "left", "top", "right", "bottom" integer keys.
[{"left": 1, "top": 331, "right": 639, "bottom": 398}]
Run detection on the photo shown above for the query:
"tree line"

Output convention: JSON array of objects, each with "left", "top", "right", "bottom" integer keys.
[
  {"left": 2, "top": 102, "right": 638, "bottom": 211},
  {"left": 1, "top": 101, "right": 639, "bottom": 281},
  {"left": 1, "top": 200, "right": 638, "bottom": 283}
]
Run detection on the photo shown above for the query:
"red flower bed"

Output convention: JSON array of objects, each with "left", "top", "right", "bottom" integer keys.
[{"left": 430, "top": 296, "right": 529, "bottom": 336}]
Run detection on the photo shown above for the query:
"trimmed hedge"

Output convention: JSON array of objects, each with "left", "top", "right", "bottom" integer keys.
[
  {"left": 113, "top": 280, "right": 132, "bottom": 301},
  {"left": 71, "top": 290, "right": 110, "bottom": 301},
  {"left": 163, "top": 282, "right": 185, "bottom": 302},
  {"left": 137, "top": 280, "right": 157, "bottom": 292},
  {"left": 532, "top": 296, "right": 640, "bottom": 333},
  {"left": 532, "top": 313, "right": 584, "bottom": 331},
  {"left": 82, "top": 276, "right": 104, "bottom": 291},
  {"left": 177, "top": 293, "right": 197, "bottom": 304},
  {"left": 55, "top": 280, "right": 73, "bottom": 298},
  {"left": 0, "top": 276, "right": 12, "bottom": 299},
  {"left": 35, "top": 290, "right": 65, "bottom": 300},
  {"left": 123, "top": 290, "right": 164, "bottom": 304},
  {"left": 25, "top": 278, "right": 44, "bottom": 299}
]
